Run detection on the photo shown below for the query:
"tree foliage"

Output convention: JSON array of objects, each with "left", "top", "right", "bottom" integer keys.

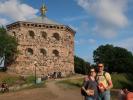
[
  {"left": 0, "top": 26, "right": 18, "bottom": 68},
  {"left": 74, "top": 56, "right": 90, "bottom": 75},
  {"left": 93, "top": 44, "right": 133, "bottom": 73}
]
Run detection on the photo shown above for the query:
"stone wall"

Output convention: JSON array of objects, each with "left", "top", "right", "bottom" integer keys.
[{"left": 6, "top": 22, "right": 75, "bottom": 77}]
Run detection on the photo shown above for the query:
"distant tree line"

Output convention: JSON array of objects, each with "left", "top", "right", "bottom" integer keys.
[
  {"left": 74, "top": 44, "right": 133, "bottom": 74},
  {"left": 93, "top": 44, "right": 133, "bottom": 73},
  {"left": 74, "top": 56, "right": 90, "bottom": 75}
]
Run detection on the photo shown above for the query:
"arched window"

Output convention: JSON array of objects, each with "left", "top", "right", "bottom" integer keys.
[
  {"left": 66, "top": 34, "right": 71, "bottom": 40},
  {"left": 26, "top": 48, "right": 33, "bottom": 55},
  {"left": 53, "top": 50, "right": 59, "bottom": 57},
  {"left": 66, "top": 34, "right": 70, "bottom": 49},
  {"left": 41, "top": 31, "right": 47, "bottom": 39},
  {"left": 40, "top": 49, "right": 47, "bottom": 56},
  {"left": 29, "top": 30, "right": 35, "bottom": 39},
  {"left": 12, "top": 31, "right": 16, "bottom": 37},
  {"left": 53, "top": 33, "right": 60, "bottom": 41}
]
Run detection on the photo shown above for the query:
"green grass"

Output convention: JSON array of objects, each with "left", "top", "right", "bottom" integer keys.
[
  {"left": 58, "top": 78, "right": 83, "bottom": 87},
  {"left": 0, "top": 74, "right": 46, "bottom": 94},
  {"left": 0, "top": 75, "right": 35, "bottom": 86},
  {"left": 57, "top": 78, "right": 83, "bottom": 89},
  {"left": 0, "top": 76, "right": 18, "bottom": 86},
  {"left": 7, "top": 82, "right": 46, "bottom": 94},
  {"left": 25, "top": 76, "right": 36, "bottom": 84},
  {"left": 0, "top": 73, "right": 46, "bottom": 93},
  {"left": 1, "top": 73, "right": 132, "bottom": 90},
  {"left": 111, "top": 73, "right": 133, "bottom": 90},
  {"left": 57, "top": 73, "right": 133, "bottom": 90},
  {"left": 28, "top": 82, "right": 46, "bottom": 89},
  {"left": 57, "top": 74, "right": 133, "bottom": 99}
]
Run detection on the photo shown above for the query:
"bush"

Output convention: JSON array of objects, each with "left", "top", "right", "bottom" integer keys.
[{"left": 111, "top": 73, "right": 133, "bottom": 90}]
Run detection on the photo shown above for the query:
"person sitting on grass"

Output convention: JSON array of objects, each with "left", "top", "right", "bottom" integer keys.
[{"left": 1, "top": 82, "right": 9, "bottom": 93}]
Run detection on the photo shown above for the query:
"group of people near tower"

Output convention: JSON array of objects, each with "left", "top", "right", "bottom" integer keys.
[{"left": 81, "top": 63, "right": 113, "bottom": 100}]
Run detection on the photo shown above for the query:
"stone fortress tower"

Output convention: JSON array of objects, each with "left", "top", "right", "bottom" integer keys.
[{"left": 6, "top": 1, "right": 75, "bottom": 77}]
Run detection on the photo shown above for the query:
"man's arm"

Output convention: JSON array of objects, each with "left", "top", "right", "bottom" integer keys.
[
  {"left": 106, "top": 73, "right": 113, "bottom": 90},
  {"left": 106, "top": 79, "right": 113, "bottom": 90}
]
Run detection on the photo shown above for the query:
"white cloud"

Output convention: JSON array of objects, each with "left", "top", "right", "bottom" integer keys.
[
  {"left": 69, "top": 25, "right": 79, "bottom": 31},
  {"left": 63, "top": 15, "right": 88, "bottom": 22},
  {"left": 89, "top": 39, "right": 96, "bottom": 44},
  {"left": 77, "top": 0, "right": 128, "bottom": 38},
  {"left": 0, "top": 0, "right": 38, "bottom": 25},
  {"left": 0, "top": 18, "right": 9, "bottom": 25},
  {"left": 76, "top": 21, "right": 91, "bottom": 35},
  {"left": 80, "top": 21, "right": 90, "bottom": 33},
  {"left": 93, "top": 24, "right": 117, "bottom": 38},
  {"left": 113, "top": 37, "right": 133, "bottom": 52},
  {"left": 75, "top": 38, "right": 96, "bottom": 45}
]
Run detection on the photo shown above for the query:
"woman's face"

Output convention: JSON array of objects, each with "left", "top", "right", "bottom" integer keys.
[{"left": 90, "top": 69, "right": 96, "bottom": 77}]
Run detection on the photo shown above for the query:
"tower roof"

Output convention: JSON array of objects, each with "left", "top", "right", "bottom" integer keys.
[
  {"left": 6, "top": 0, "right": 76, "bottom": 34},
  {"left": 24, "top": 0, "right": 62, "bottom": 25},
  {"left": 24, "top": 16, "right": 62, "bottom": 25}
]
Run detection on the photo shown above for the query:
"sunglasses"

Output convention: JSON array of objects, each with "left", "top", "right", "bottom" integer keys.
[{"left": 98, "top": 66, "right": 103, "bottom": 67}]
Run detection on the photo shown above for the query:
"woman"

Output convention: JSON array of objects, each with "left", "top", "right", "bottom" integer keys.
[{"left": 82, "top": 68, "right": 98, "bottom": 100}]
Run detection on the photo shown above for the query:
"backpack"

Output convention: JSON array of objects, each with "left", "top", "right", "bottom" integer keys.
[{"left": 96, "top": 71, "right": 108, "bottom": 83}]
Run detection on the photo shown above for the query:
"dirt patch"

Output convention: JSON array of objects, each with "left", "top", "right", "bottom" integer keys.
[
  {"left": 0, "top": 87, "right": 57, "bottom": 100},
  {"left": 46, "top": 80, "right": 83, "bottom": 100}
]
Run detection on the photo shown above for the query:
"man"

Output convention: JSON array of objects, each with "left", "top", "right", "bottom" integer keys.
[{"left": 96, "top": 63, "right": 113, "bottom": 100}]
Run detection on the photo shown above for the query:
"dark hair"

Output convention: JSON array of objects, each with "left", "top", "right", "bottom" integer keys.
[{"left": 88, "top": 68, "right": 95, "bottom": 76}]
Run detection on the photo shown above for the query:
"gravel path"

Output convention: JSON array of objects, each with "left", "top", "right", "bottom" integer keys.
[{"left": 46, "top": 80, "right": 83, "bottom": 100}]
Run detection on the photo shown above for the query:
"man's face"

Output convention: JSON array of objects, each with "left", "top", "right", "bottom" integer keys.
[{"left": 98, "top": 64, "right": 104, "bottom": 72}]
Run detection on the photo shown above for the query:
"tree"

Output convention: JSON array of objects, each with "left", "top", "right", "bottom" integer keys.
[
  {"left": 74, "top": 56, "right": 90, "bottom": 75},
  {"left": 93, "top": 44, "right": 133, "bottom": 73},
  {"left": 0, "top": 26, "right": 18, "bottom": 70}
]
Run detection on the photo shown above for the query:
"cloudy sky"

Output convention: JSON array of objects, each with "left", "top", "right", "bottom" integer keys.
[{"left": 0, "top": 0, "right": 133, "bottom": 63}]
